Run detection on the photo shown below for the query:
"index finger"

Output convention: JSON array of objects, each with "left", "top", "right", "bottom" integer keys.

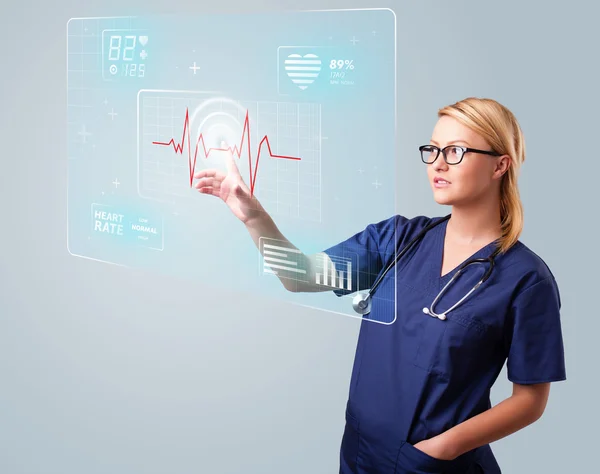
[{"left": 221, "top": 141, "right": 236, "bottom": 175}]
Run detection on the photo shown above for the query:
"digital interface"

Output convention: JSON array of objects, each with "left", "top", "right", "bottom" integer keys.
[
  {"left": 67, "top": 9, "right": 397, "bottom": 322},
  {"left": 102, "top": 30, "right": 149, "bottom": 80}
]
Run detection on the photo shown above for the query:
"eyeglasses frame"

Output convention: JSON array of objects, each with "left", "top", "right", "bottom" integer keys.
[{"left": 419, "top": 144, "right": 502, "bottom": 165}]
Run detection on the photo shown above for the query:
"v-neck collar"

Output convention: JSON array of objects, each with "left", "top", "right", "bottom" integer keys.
[{"left": 433, "top": 217, "right": 498, "bottom": 283}]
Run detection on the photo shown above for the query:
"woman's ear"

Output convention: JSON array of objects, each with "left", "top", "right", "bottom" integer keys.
[{"left": 494, "top": 154, "right": 511, "bottom": 178}]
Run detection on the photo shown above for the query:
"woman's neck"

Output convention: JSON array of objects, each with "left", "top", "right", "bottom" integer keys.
[{"left": 448, "top": 197, "right": 502, "bottom": 246}]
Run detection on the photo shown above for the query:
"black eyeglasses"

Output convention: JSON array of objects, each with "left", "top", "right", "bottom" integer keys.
[{"left": 419, "top": 145, "right": 502, "bottom": 165}]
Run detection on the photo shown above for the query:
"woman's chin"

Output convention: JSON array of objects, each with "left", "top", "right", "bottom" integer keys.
[{"left": 432, "top": 193, "right": 454, "bottom": 205}]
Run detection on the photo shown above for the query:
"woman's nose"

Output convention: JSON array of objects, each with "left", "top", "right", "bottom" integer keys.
[{"left": 433, "top": 152, "right": 449, "bottom": 170}]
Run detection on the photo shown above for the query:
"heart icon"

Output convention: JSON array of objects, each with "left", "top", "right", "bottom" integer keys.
[
  {"left": 284, "top": 53, "right": 321, "bottom": 90},
  {"left": 138, "top": 36, "right": 148, "bottom": 46}
]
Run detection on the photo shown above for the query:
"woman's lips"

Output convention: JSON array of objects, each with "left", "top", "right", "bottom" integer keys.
[{"left": 434, "top": 178, "right": 450, "bottom": 188}]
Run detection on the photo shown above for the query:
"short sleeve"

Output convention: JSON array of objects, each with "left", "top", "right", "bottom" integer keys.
[
  {"left": 321, "top": 215, "right": 402, "bottom": 297},
  {"left": 505, "top": 276, "right": 566, "bottom": 384}
]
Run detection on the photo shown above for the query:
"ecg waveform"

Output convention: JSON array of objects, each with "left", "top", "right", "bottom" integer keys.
[{"left": 151, "top": 107, "right": 302, "bottom": 196}]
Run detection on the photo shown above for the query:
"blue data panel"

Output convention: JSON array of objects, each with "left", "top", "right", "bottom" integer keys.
[{"left": 67, "top": 9, "right": 397, "bottom": 323}]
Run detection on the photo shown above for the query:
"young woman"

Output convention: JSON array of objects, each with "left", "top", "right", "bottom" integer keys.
[{"left": 193, "top": 97, "right": 566, "bottom": 474}]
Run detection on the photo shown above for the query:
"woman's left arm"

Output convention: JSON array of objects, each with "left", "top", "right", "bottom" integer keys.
[
  {"left": 414, "top": 382, "right": 551, "bottom": 460},
  {"left": 417, "top": 274, "right": 567, "bottom": 460}
]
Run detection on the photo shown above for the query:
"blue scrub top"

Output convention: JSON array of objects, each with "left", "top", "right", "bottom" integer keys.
[{"left": 323, "top": 215, "right": 566, "bottom": 474}]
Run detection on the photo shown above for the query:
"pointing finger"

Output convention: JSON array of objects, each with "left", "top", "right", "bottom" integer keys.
[{"left": 222, "top": 141, "right": 236, "bottom": 175}]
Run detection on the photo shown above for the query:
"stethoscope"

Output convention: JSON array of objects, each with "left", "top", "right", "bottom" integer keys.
[{"left": 351, "top": 214, "right": 500, "bottom": 319}]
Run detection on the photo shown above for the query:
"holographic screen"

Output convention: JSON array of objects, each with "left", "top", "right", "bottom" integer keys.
[{"left": 67, "top": 9, "right": 397, "bottom": 323}]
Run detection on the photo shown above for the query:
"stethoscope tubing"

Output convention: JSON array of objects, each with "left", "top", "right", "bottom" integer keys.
[{"left": 352, "top": 214, "right": 500, "bottom": 316}]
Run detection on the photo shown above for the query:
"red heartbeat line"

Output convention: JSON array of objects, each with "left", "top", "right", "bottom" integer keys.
[{"left": 151, "top": 107, "right": 301, "bottom": 196}]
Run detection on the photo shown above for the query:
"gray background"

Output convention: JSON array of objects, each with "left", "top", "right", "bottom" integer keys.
[{"left": 1, "top": 0, "right": 597, "bottom": 473}]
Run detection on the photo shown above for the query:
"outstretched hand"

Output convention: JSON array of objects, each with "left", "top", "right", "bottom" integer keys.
[{"left": 193, "top": 141, "right": 262, "bottom": 224}]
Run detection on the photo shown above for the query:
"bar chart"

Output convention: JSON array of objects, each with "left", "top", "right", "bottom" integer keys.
[{"left": 315, "top": 253, "right": 353, "bottom": 292}]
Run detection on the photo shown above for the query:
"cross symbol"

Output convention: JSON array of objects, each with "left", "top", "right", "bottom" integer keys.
[
  {"left": 108, "top": 109, "right": 118, "bottom": 120},
  {"left": 189, "top": 62, "right": 201, "bottom": 74},
  {"left": 112, "top": 178, "right": 120, "bottom": 188},
  {"left": 372, "top": 31, "right": 377, "bottom": 36},
  {"left": 350, "top": 36, "right": 359, "bottom": 45},
  {"left": 78, "top": 124, "right": 91, "bottom": 143},
  {"left": 372, "top": 179, "right": 382, "bottom": 189}
]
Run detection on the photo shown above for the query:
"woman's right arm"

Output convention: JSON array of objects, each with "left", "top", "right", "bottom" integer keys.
[
  {"left": 243, "top": 206, "right": 334, "bottom": 293},
  {"left": 194, "top": 142, "right": 333, "bottom": 293}
]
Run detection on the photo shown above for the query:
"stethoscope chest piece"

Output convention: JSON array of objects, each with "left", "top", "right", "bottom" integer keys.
[{"left": 353, "top": 293, "right": 372, "bottom": 315}]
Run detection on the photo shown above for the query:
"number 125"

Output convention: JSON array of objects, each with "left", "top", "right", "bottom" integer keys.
[{"left": 123, "top": 64, "right": 146, "bottom": 77}]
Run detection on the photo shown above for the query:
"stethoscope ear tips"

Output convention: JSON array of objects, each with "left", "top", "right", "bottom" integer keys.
[{"left": 422, "top": 307, "right": 446, "bottom": 320}]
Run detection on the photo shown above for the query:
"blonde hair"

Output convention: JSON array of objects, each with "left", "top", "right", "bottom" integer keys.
[{"left": 437, "top": 97, "right": 526, "bottom": 255}]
